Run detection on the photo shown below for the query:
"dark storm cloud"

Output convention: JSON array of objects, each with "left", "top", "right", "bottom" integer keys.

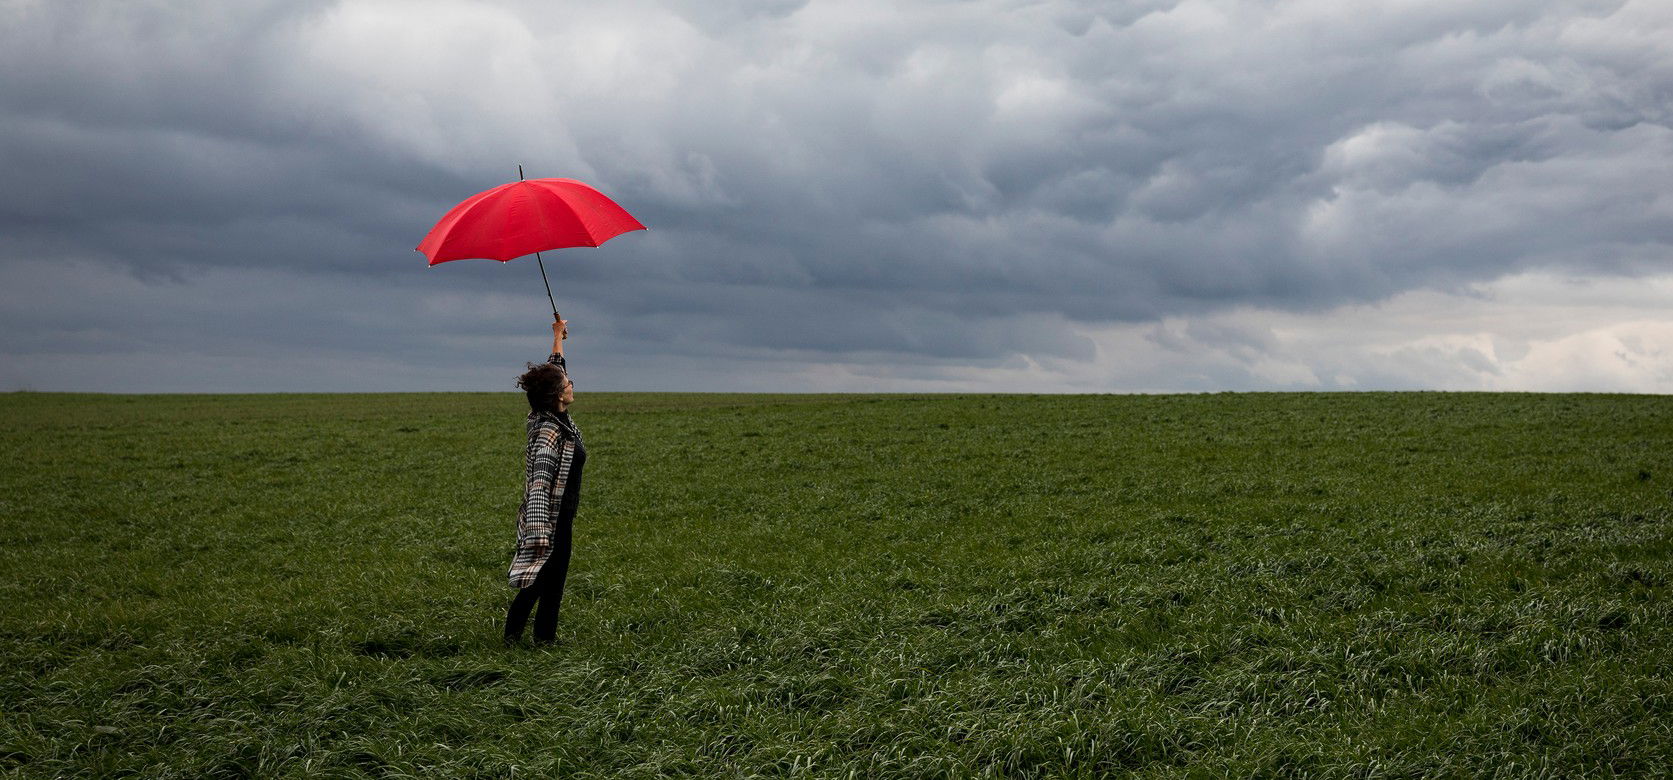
[{"left": 2, "top": 0, "right": 1670, "bottom": 391}]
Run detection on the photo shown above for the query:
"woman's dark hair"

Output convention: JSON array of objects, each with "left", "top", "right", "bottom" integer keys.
[{"left": 516, "top": 362, "right": 568, "bottom": 413}]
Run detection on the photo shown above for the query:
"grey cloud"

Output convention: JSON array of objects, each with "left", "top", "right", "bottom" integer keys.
[{"left": 2, "top": 0, "right": 1670, "bottom": 391}]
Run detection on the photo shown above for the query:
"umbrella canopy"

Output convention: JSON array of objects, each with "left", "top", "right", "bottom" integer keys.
[{"left": 417, "top": 177, "right": 646, "bottom": 265}]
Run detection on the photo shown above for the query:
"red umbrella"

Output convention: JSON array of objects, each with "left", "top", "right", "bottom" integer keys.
[{"left": 417, "top": 167, "right": 646, "bottom": 320}]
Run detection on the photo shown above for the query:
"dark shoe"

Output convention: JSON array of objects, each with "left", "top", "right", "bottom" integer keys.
[{"left": 502, "top": 634, "right": 524, "bottom": 648}]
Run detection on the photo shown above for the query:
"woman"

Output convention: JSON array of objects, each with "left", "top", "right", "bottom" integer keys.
[{"left": 504, "top": 318, "right": 586, "bottom": 646}]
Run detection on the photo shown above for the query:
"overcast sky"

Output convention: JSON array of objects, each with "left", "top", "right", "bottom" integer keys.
[{"left": 2, "top": 0, "right": 1670, "bottom": 393}]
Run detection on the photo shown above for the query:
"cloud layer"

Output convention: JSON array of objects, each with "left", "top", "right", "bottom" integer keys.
[{"left": 2, "top": 0, "right": 1670, "bottom": 391}]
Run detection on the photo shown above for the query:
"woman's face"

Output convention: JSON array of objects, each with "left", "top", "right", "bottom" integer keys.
[{"left": 559, "top": 377, "right": 574, "bottom": 408}]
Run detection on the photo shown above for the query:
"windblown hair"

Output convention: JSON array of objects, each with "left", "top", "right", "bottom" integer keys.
[{"left": 516, "top": 362, "right": 568, "bottom": 413}]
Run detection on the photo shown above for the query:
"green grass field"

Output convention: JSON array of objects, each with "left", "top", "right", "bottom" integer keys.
[{"left": 2, "top": 391, "right": 1670, "bottom": 777}]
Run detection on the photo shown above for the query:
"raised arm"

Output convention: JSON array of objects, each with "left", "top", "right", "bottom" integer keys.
[
  {"left": 550, "top": 318, "right": 567, "bottom": 355},
  {"left": 548, "top": 317, "right": 568, "bottom": 368}
]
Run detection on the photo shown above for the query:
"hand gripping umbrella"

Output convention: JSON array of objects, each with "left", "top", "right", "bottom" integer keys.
[{"left": 416, "top": 167, "right": 646, "bottom": 321}]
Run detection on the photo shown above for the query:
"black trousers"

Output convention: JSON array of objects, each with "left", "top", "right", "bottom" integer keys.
[
  {"left": 504, "top": 529, "right": 571, "bottom": 642},
  {"left": 504, "top": 450, "right": 584, "bottom": 642}
]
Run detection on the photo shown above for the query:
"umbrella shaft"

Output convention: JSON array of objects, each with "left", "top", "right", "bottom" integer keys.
[
  {"left": 534, "top": 252, "right": 559, "bottom": 321},
  {"left": 523, "top": 165, "right": 556, "bottom": 321}
]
